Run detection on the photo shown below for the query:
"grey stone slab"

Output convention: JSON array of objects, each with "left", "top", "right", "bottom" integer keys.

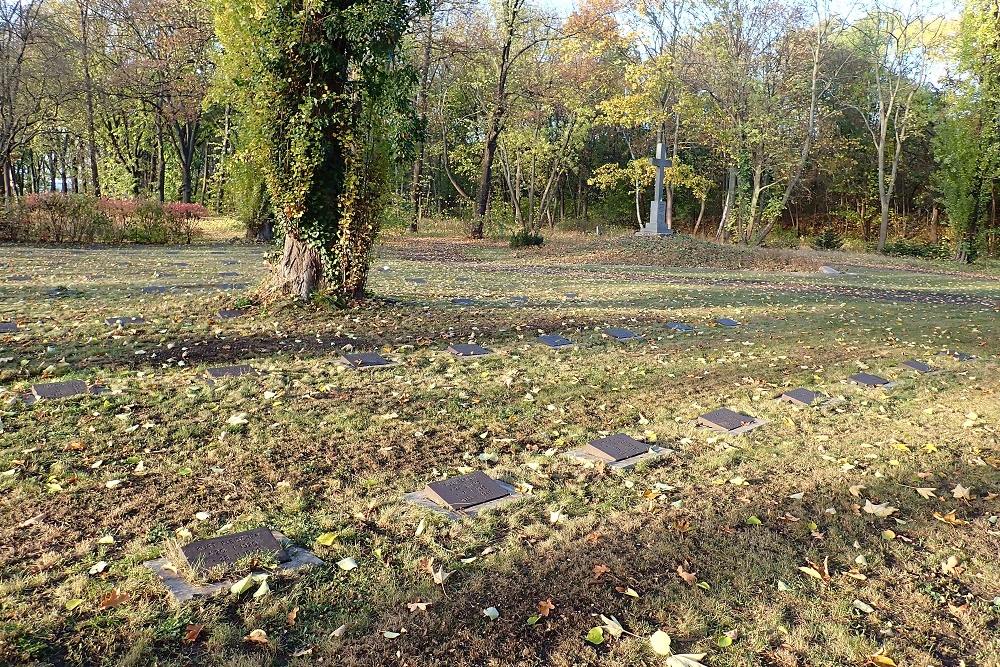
[
  {"left": 341, "top": 352, "right": 396, "bottom": 369},
  {"left": 31, "top": 380, "right": 88, "bottom": 400},
  {"left": 143, "top": 530, "right": 321, "bottom": 604},
  {"left": 902, "top": 360, "right": 933, "bottom": 373},
  {"left": 0, "top": 321, "right": 17, "bottom": 333},
  {"left": 605, "top": 327, "right": 642, "bottom": 342},
  {"left": 848, "top": 372, "right": 890, "bottom": 388},
  {"left": 780, "top": 388, "right": 823, "bottom": 406},
  {"left": 448, "top": 343, "right": 492, "bottom": 357},
  {"left": 537, "top": 333, "right": 573, "bottom": 348},
  {"left": 819, "top": 265, "right": 841, "bottom": 275},
  {"left": 206, "top": 365, "right": 257, "bottom": 380},
  {"left": 715, "top": 318, "right": 741, "bottom": 328},
  {"left": 106, "top": 316, "right": 145, "bottom": 327},
  {"left": 665, "top": 322, "right": 693, "bottom": 333},
  {"left": 182, "top": 527, "right": 288, "bottom": 573},
  {"left": 698, "top": 408, "right": 764, "bottom": 434},
  {"left": 425, "top": 471, "right": 511, "bottom": 511}
]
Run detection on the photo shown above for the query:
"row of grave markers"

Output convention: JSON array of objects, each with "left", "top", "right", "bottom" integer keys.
[{"left": 3, "top": 303, "right": 983, "bottom": 599}]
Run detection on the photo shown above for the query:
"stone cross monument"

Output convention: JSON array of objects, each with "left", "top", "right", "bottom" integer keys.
[{"left": 638, "top": 141, "right": 673, "bottom": 236}]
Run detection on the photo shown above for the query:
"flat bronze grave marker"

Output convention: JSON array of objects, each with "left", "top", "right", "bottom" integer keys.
[
  {"left": 206, "top": 365, "right": 257, "bottom": 379},
  {"left": 141, "top": 286, "right": 170, "bottom": 294},
  {"left": 448, "top": 343, "right": 492, "bottom": 357},
  {"left": 583, "top": 433, "right": 649, "bottom": 462},
  {"left": 0, "top": 321, "right": 17, "bottom": 333},
  {"left": 217, "top": 309, "right": 247, "bottom": 319},
  {"left": 605, "top": 327, "right": 642, "bottom": 342},
  {"left": 537, "top": 333, "right": 573, "bottom": 348},
  {"left": 341, "top": 352, "right": 395, "bottom": 369},
  {"left": 106, "top": 316, "right": 145, "bottom": 327},
  {"left": 780, "top": 388, "right": 823, "bottom": 406},
  {"left": 181, "top": 527, "right": 289, "bottom": 573},
  {"left": 406, "top": 277, "right": 426, "bottom": 284},
  {"left": 451, "top": 297, "right": 476, "bottom": 306},
  {"left": 7, "top": 275, "right": 31, "bottom": 281},
  {"left": 218, "top": 271, "right": 240, "bottom": 277},
  {"left": 665, "top": 322, "right": 693, "bottom": 333},
  {"left": 902, "top": 360, "right": 933, "bottom": 373},
  {"left": 848, "top": 372, "right": 890, "bottom": 388},
  {"left": 939, "top": 350, "right": 974, "bottom": 362},
  {"left": 425, "top": 471, "right": 511, "bottom": 511},
  {"left": 715, "top": 318, "right": 741, "bottom": 328},
  {"left": 31, "top": 380, "right": 89, "bottom": 400},
  {"left": 698, "top": 408, "right": 761, "bottom": 433}
]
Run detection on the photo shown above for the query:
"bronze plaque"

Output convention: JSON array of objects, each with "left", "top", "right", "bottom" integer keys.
[
  {"left": 902, "top": 360, "right": 932, "bottom": 373},
  {"left": 781, "top": 388, "right": 821, "bottom": 406},
  {"left": 448, "top": 343, "right": 492, "bottom": 357},
  {"left": 849, "top": 373, "right": 889, "bottom": 387},
  {"left": 31, "top": 380, "right": 88, "bottom": 400},
  {"left": 106, "top": 316, "right": 145, "bottom": 326},
  {"left": 699, "top": 408, "right": 754, "bottom": 432},
  {"left": 343, "top": 352, "right": 393, "bottom": 369},
  {"left": 665, "top": 322, "right": 693, "bottom": 333},
  {"left": 605, "top": 327, "right": 641, "bottom": 341},
  {"left": 584, "top": 433, "right": 649, "bottom": 462},
  {"left": 206, "top": 365, "right": 256, "bottom": 379},
  {"left": 217, "top": 309, "right": 247, "bottom": 319},
  {"left": 181, "top": 527, "right": 289, "bottom": 573},
  {"left": 715, "top": 318, "right": 740, "bottom": 327},
  {"left": 425, "top": 471, "right": 510, "bottom": 510},
  {"left": 537, "top": 334, "right": 572, "bottom": 348},
  {"left": 0, "top": 321, "right": 17, "bottom": 333}
]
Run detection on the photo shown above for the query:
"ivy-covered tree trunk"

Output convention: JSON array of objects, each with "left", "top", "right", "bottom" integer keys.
[{"left": 213, "top": 0, "right": 421, "bottom": 300}]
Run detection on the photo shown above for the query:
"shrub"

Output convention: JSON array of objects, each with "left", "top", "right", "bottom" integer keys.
[
  {"left": 811, "top": 227, "right": 844, "bottom": 251},
  {"left": 510, "top": 230, "right": 544, "bottom": 248},
  {"left": 882, "top": 238, "right": 950, "bottom": 260}
]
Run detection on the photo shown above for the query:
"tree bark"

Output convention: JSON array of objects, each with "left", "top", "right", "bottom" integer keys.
[
  {"left": 409, "top": 10, "right": 433, "bottom": 233},
  {"left": 277, "top": 234, "right": 324, "bottom": 299}
]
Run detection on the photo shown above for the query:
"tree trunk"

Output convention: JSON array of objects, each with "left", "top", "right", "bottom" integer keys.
[
  {"left": 79, "top": 0, "right": 101, "bottom": 196},
  {"left": 277, "top": 234, "right": 324, "bottom": 299},
  {"left": 409, "top": 10, "right": 433, "bottom": 233},
  {"left": 717, "top": 166, "right": 737, "bottom": 240},
  {"left": 471, "top": 115, "right": 502, "bottom": 238}
]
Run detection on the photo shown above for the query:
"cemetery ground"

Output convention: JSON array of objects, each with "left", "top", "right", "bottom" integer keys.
[{"left": 1, "top": 227, "right": 999, "bottom": 667}]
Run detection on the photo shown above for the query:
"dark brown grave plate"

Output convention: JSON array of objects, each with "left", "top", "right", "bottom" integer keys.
[
  {"left": 448, "top": 343, "right": 492, "bottom": 357},
  {"left": 538, "top": 334, "right": 573, "bottom": 348},
  {"left": 425, "top": 471, "right": 511, "bottom": 511},
  {"left": 605, "top": 327, "right": 641, "bottom": 341},
  {"left": 583, "top": 433, "right": 649, "bottom": 462},
  {"left": 939, "top": 350, "right": 974, "bottom": 361},
  {"left": 31, "top": 380, "right": 89, "bottom": 400},
  {"left": 106, "top": 316, "right": 145, "bottom": 326},
  {"left": 141, "top": 286, "right": 170, "bottom": 294},
  {"left": 781, "top": 388, "right": 822, "bottom": 406},
  {"left": 849, "top": 372, "right": 890, "bottom": 387},
  {"left": 0, "top": 321, "right": 17, "bottom": 333},
  {"left": 698, "top": 408, "right": 755, "bottom": 432},
  {"left": 902, "top": 360, "right": 932, "bottom": 373},
  {"left": 666, "top": 322, "right": 693, "bottom": 333},
  {"left": 217, "top": 309, "right": 247, "bottom": 319},
  {"left": 715, "top": 318, "right": 740, "bottom": 327},
  {"left": 406, "top": 277, "right": 426, "bottom": 284},
  {"left": 181, "top": 527, "right": 289, "bottom": 573},
  {"left": 451, "top": 297, "right": 476, "bottom": 306},
  {"left": 7, "top": 275, "right": 32, "bottom": 281},
  {"left": 218, "top": 271, "right": 240, "bottom": 277},
  {"left": 342, "top": 352, "right": 394, "bottom": 369},
  {"left": 206, "top": 365, "right": 257, "bottom": 379}
]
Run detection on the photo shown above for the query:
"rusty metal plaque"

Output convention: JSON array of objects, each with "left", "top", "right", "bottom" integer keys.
[
  {"left": 584, "top": 433, "right": 649, "bottom": 462},
  {"left": 698, "top": 408, "right": 754, "bottom": 432},
  {"left": 181, "top": 527, "right": 289, "bottom": 573},
  {"left": 425, "top": 471, "right": 510, "bottom": 510}
]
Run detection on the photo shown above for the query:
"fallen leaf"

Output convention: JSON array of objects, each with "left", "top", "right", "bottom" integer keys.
[
  {"left": 65, "top": 598, "right": 84, "bottom": 611},
  {"left": 863, "top": 500, "right": 898, "bottom": 518},
  {"left": 245, "top": 629, "right": 268, "bottom": 645},
  {"left": 585, "top": 626, "right": 605, "bottom": 645},
  {"left": 483, "top": 606, "right": 499, "bottom": 620},
  {"left": 337, "top": 557, "right": 358, "bottom": 571},
  {"left": 915, "top": 487, "right": 937, "bottom": 499},
  {"left": 592, "top": 563, "right": 610, "bottom": 579},
  {"left": 184, "top": 624, "right": 204, "bottom": 643},
  {"left": 316, "top": 532, "right": 337, "bottom": 546},
  {"left": 407, "top": 601, "right": 431, "bottom": 612},
  {"left": 98, "top": 588, "right": 128, "bottom": 609},
  {"left": 677, "top": 565, "right": 698, "bottom": 585},
  {"left": 650, "top": 629, "right": 672, "bottom": 656},
  {"left": 537, "top": 598, "right": 555, "bottom": 617},
  {"left": 287, "top": 606, "right": 299, "bottom": 625},
  {"left": 952, "top": 484, "right": 972, "bottom": 500}
]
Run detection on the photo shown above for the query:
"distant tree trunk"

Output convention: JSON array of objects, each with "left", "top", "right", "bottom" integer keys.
[
  {"left": 215, "top": 103, "right": 231, "bottom": 213},
  {"left": 472, "top": 113, "right": 502, "bottom": 238},
  {"left": 78, "top": 0, "right": 101, "bottom": 196},
  {"left": 409, "top": 10, "right": 433, "bottom": 233},
  {"left": 717, "top": 166, "right": 736, "bottom": 240}
]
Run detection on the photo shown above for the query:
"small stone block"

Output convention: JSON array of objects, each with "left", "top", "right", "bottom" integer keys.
[
  {"left": 217, "top": 309, "right": 247, "bottom": 319},
  {"left": 665, "top": 322, "right": 693, "bottom": 333},
  {"left": 0, "top": 321, "right": 17, "bottom": 333},
  {"left": 698, "top": 408, "right": 757, "bottom": 432},
  {"left": 341, "top": 352, "right": 395, "bottom": 369},
  {"left": 715, "top": 318, "right": 740, "bottom": 327},
  {"left": 182, "top": 527, "right": 289, "bottom": 573},
  {"left": 781, "top": 388, "right": 822, "bottom": 406},
  {"left": 206, "top": 365, "right": 257, "bottom": 379},
  {"left": 605, "top": 327, "right": 642, "bottom": 342},
  {"left": 448, "top": 343, "right": 492, "bottom": 357},
  {"left": 849, "top": 372, "right": 890, "bottom": 388},
  {"left": 106, "top": 316, "right": 145, "bottom": 327},
  {"left": 537, "top": 334, "right": 573, "bottom": 348},
  {"left": 583, "top": 433, "right": 650, "bottom": 462},
  {"left": 425, "top": 471, "right": 511, "bottom": 511},
  {"left": 31, "top": 380, "right": 89, "bottom": 400},
  {"left": 902, "top": 360, "right": 933, "bottom": 373}
]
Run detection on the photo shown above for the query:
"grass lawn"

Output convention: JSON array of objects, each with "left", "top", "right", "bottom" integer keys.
[{"left": 1, "top": 226, "right": 998, "bottom": 667}]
